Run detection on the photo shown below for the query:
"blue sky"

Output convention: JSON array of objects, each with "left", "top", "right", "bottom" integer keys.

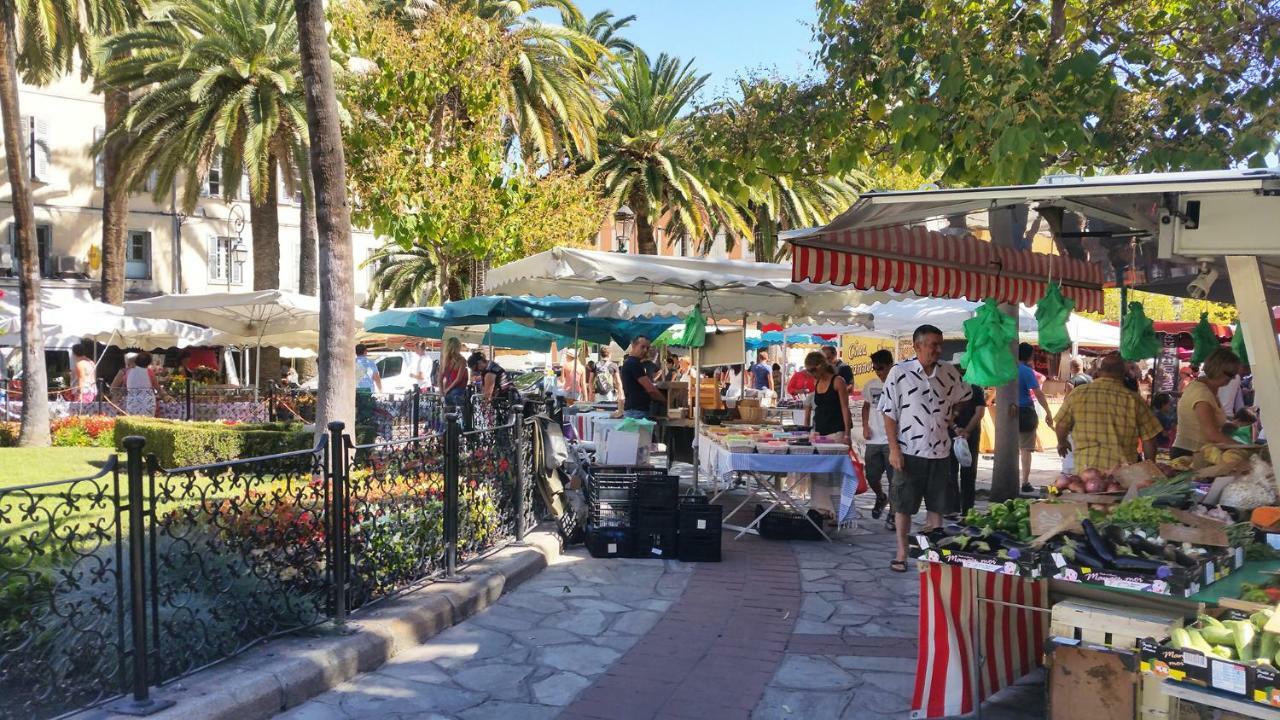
[{"left": 536, "top": 1, "right": 821, "bottom": 102}]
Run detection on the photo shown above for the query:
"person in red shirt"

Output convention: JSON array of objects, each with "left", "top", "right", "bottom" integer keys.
[{"left": 785, "top": 365, "right": 816, "bottom": 397}]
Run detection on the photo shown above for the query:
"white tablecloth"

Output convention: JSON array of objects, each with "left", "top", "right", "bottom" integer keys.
[{"left": 698, "top": 436, "right": 861, "bottom": 521}]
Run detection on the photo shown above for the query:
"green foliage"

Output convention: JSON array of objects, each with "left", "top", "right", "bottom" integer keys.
[
  {"left": 690, "top": 75, "right": 869, "bottom": 260},
  {"left": 816, "top": 0, "right": 1280, "bottom": 185},
  {"left": 1082, "top": 288, "right": 1237, "bottom": 325},
  {"left": 50, "top": 416, "right": 116, "bottom": 448},
  {"left": 95, "top": 0, "right": 309, "bottom": 210},
  {"left": 113, "top": 417, "right": 311, "bottom": 468}
]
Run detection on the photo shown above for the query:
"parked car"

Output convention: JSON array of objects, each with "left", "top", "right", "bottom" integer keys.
[{"left": 373, "top": 350, "right": 439, "bottom": 395}]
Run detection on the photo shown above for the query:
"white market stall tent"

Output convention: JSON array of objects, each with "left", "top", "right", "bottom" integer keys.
[{"left": 0, "top": 286, "right": 212, "bottom": 349}]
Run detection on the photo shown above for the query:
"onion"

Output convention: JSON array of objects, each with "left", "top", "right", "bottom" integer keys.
[
  {"left": 1054, "top": 475, "right": 1073, "bottom": 490},
  {"left": 1105, "top": 481, "right": 1123, "bottom": 493},
  {"left": 1068, "top": 481, "right": 1086, "bottom": 494},
  {"left": 1084, "top": 478, "right": 1106, "bottom": 494},
  {"left": 1080, "top": 468, "right": 1104, "bottom": 486}
]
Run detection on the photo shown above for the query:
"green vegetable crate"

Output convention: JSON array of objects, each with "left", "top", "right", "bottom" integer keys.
[
  {"left": 1138, "top": 608, "right": 1276, "bottom": 707},
  {"left": 1044, "top": 545, "right": 1244, "bottom": 598},
  {"left": 909, "top": 533, "right": 1043, "bottom": 578}
]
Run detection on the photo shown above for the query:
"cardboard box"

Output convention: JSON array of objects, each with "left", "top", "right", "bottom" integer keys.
[
  {"left": 1044, "top": 544, "right": 1241, "bottom": 598},
  {"left": 909, "top": 533, "right": 1042, "bottom": 578},
  {"left": 1138, "top": 610, "right": 1257, "bottom": 700},
  {"left": 1030, "top": 502, "right": 1088, "bottom": 536}
]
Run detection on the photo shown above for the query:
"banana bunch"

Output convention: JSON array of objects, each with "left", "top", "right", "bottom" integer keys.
[{"left": 1170, "top": 611, "right": 1278, "bottom": 665}]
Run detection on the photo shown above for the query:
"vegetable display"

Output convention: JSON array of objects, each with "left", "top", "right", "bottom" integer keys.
[
  {"left": 1169, "top": 611, "right": 1280, "bottom": 667},
  {"left": 962, "top": 499, "right": 1032, "bottom": 541}
]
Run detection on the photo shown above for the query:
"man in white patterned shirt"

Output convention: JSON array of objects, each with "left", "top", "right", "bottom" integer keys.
[{"left": 879, "top": 324, "right": 971, "bottom": 572}]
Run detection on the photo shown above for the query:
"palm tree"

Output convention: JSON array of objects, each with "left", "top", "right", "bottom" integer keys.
[
  {"left": 294, "top": 0, "right": 356, "bottom": 431},
  {"left": 458, "top": 0, "right": 604, "bottom": 162},
  {"left": 364, "top": 242, "right": 443, "bottom": 310},
  {"left": 568, "top": 9, "right": 634, "bottom": 56},
  {"left": 0, "top": 0, "right": 129, "bottom": 444},
  {"left": 592, "top": 51, "right": 748, "bottom": 255},
  {"left": 746, "top": 175, "right": 863, "bottom": 262},
  {"left": 97, "top": 0, "right": 307, "bottom": 294}
]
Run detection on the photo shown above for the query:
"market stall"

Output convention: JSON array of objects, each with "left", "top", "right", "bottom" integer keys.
[{"left": 791, "top": 169, "right": 1280, "bottom": 719}]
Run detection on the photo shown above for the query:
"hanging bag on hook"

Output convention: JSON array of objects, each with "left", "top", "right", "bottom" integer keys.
[
  {"left": 1232, "top": 319, "right": 1249, "bottom": 365},
  {"left": 960, "top": 298, "right": 1019, "bottom": 387},
  {"left": 1120, "top": 302, "right": 1161, "bottom": 360},
  {"left": 1034, "top": 282, "right": 1074, "bottom": 354},
  {"left": 1189, "top": 312, "right": 1219, "bottom": 364}
]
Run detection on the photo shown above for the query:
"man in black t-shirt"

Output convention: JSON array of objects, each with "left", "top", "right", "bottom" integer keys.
[
  {"left": 467, "top": 351, "right": 508, "bottom": 400},
  {"left": 821, "top": 345, "right": 854, "bottom": 385},
  {"left": 621, "top": 336, "right": 665, "bottom": 418}
]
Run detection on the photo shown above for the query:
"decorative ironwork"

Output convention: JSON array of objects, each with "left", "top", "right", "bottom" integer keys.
[
  {"left": 457, "top": 420, "right": 521, "bottom": 562},
  {"left": 345, "top": 432, "right": 448, "bottom": 608},
  {"left": 147, "top": 443, "right": 330, "bottom": 683},
  {"left": 0, "top": 457, "right": 125, "bottom": 720}
]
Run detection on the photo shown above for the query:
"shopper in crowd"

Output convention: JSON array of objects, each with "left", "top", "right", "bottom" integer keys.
[
  {"left": 786, "top": 363, "right": 816, "bottom": 397},
  {"left": 1172, "top": 348, "right": 1242, "bottom": 458},
  {"left": 673, "top": 355, "right": 694, "bottom": 383},
  {"left": 123, "top": 351, "right": 160, "bottom": 416},
  {"left": 408, "top": 341, "right": 433, "bottom": 390},
  {"left": 593, "top": 346, "right": 622, "bottom": 402},
  {"left": 772, "top": 363, "right": 782, "bottom": 393},
  {"left": 620, "top": 335, "right": 665, "bottom": 419},
  {"left": 861, "top": 349, "right": 894, "bottom": 526},
  {"left": 1219, "top": 363, "right": 1247, "bottom": 418},
  {"left": 355, "top": 344, "right": 381, "bottom": 393},
  {"left": 468, "top": 351, "right": 509, "bottom": 400},
  {"left": 1016, "top": 342, "right": 1054, "bottom": 494},
  {"left": 280, "top": 365, "right": 299, "bottom": 388},
  {"left": 1054, "top": 352, "right": 1162, "bottom": 471},
  {"left": 1153, "top": 393, "right": 1177, "bottom": 450},
  {"left": 881, "top": 324, "right": 972, "bottom": 573},
  {"left": 821, "top": 345, "right": 854, "bottom": 385},
  {"left": 949, "top": 355, "right": 986, "bottom": 517},
  {"left": 748, "top": 350, "right": 774, "bottom": 392},
  {"left": 584, "top": 360, "right": 597, "bottom": 403},
  {"left": 558, "top": 347, "right": 586, "bottom": 402},
  {"left": 803, "top": 350, "right": 853, "bottom": 523},
  {"left": 1230, "top": 408, "right": 1257, "bottom": 445},
  {"left": 1067, "top": 359, "right": 1092, "bottom": 388},
  {"left": 73, "top": 343, "right": 96, "bottom": 403},
  {"left": 437, "top": 337, "right": 468, "bottom": 406}
]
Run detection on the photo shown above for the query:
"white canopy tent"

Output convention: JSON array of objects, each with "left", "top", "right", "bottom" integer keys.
[
  {"left": 483, "top": 247, "right": 884, "bottom": 324},
  {"left": 0, "top": 288, "right": 212, "bottom": 349},
  {"left": 849, "top": 297, "right": 1120, "bottom": 347}
]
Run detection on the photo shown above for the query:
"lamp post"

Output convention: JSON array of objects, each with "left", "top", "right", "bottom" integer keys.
[
  {"left": 225, "top": 205, "right": 247, "bottom": 291},
  {"left": 613, "top": 205, "right": 635, "bottom": 254}
]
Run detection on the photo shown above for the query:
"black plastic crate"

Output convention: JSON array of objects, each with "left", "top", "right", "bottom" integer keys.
[
  {"left": 679, "top": 503, "right": 722, "bottom": 534},
  {"left": 634, "top": 508, "right": 677, "bottom": 532},
  {"left": 591, "top": 502, "right": 632, "bottom": 528},
  {"left": 755, "top": 505, "right": 826, "bottom": 541},
  {"left": 588, "top": 476, "right": 635, "bottom": 504},
  {"left": 634, "top": 476, "right": 679, "bottom": 509},
  {"left": 586, "top": 526, "right": 634, "bottom": 558},
  {"left": 632, "top": 528, "right": 677, "bottom": 559},
  {"left": 677, "top": 534, "right": 721, "bottom": 562}
]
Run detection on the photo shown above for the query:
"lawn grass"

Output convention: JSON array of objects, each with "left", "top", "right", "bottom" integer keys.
[{"left": 0, "top": 446, "right": 116, "bottom": 489}]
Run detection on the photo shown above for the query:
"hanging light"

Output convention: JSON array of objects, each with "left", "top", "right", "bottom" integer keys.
[{"left": 613, "top": 205, "right": 635, "bottom": 253}]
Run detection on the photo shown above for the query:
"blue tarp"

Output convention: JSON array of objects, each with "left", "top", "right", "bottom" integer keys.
[
  {"left": 745, "top": 331, "right": 839, "bottom": 350},
  {"left": 441, "top": 296, "right": 594, "bottom": 325}
]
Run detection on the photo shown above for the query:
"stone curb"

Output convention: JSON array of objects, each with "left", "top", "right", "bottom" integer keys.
[{"left": 80, "top": 530, "right": 563, "bottom": 720}]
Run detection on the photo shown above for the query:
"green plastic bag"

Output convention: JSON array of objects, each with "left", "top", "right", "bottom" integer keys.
[
  {"left": 1189, "top": 312, "right": 1219, "bottom": 364},
  {"left": 1033, "top": 282, "right": 1074, "bottom": 354},
  {"left": 1232, "top": 319, "right": 1249, "bottom": 366},
  {"left": 654, "top": 305, "right": 706, "bottom": 349},
  {"left": 1120, "top": 302, "right": 1160, "bottom": 360},
  {"left": 961, "top": 298, "right": 1018, "bottom": 387}
]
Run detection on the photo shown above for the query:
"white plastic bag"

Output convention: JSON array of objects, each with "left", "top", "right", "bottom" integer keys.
[{"left": 953, "top": 436, "right": 973, "bottom": 468}]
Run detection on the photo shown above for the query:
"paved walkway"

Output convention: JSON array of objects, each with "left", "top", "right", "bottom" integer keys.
[{"left": 278, "top": 454, "right": 1058, "bottom": 720}]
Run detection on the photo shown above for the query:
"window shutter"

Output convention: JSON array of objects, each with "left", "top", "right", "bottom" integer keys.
[
  {"left": 231, "top": 243, "right": 242, "bottom": 284},
  {"left": 144, "top": 169, "right": 158, "bottom": 193},
  {"left": 93, "top": 127, "right": 105, "bottom": 188},
  {"left": 208, "top": 237, "right": 221, "bottom": 280},
  {"left": 239, "top": 171, "right": 250, "bottom": 201},
  {"left": 32, "top": 117, "right": 50, "bottom": 181},
  {"left": 19, "top": 116, "right": 31, "bottom": 179}
]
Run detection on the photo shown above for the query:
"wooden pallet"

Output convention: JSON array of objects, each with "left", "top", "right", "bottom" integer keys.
[{"left": 1051, "top": 599, "right": 1188, "bottom": 720}]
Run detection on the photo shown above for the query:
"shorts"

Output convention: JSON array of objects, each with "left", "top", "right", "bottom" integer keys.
[
  {"left": 890, "top": 454, "right": 951, "bottom": 516},
  {"left": 864, "top": 443, "right": 893, "bottom": 484},
  {"left": 1019, "top": 429, "right": 1038, "bottom": 451}
]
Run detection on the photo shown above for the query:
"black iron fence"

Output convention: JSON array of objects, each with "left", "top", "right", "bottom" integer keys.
[{"left": 0, "top": 411, "right": 543, "bottom": 720}]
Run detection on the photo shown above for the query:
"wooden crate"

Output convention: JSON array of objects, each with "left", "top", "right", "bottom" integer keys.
[{"left": 1051, "top": 599, "right": 1187, "bottom": 720}]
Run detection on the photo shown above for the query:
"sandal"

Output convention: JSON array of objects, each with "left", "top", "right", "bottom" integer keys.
[
  {"left": 885, "top": 516, "right": 896, "bottom": 531},
  {"left": 889, "top": 559, "right": 908, "bottom": 573},
  {"left": 871, "top": 494, "right": 887, "bottom": 520}
]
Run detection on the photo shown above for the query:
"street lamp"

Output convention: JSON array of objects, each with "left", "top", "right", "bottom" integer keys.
[
  {"left": 614, "top": 205, "right": 635, "bottom": 253},
  {"left": 225, "top": 205, "right": 247, "bottom": 290}
]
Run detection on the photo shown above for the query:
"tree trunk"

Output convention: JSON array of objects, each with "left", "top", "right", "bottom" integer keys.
[
  {"left": 988, "top": 206, "right": 1024, "bottom": 501},
  {"left": 298, "top": 158, "right": 318, "bottom": 296},
  {"left": 754, "top": 207, "right": 775, "bottom": 262},
  {"left": 295, "top": 0, "right": 355, "bottom": 432},
  {"left": 250, "top": 153, "right": 281, "bottom": 391},
  {"left": 634, "top": 196, "right": 656, "bottom": 254},
  {"left": 100, "top": 87, "right": 129, "bottom": 304},
  {"left": 0, "top": 14, "right": 49, "bottom": 446}
]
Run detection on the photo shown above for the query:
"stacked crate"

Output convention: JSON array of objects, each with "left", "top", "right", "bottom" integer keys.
[
  {"left": 632, "top": 474, "right": 679, "bottom": 559},
  {"left": 585, "top": 471, "right": 637, "bottom": 558},
  {"left": 585, "top": 467, "right": 722, "bottom": 562},
  {"left": 677, "top": 497, "right": 723, "bottom": 562}
]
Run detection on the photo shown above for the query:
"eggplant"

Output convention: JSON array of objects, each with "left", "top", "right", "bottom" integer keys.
[
  {"left": 1110, "top": 555, "right": 1171, "bottom": 573},
  {"left": 1062, "top": 543, "right": 1107, "bottom": 569},
  {"left": 1162, "top": 544, "right": 1199, "bottom": 568},
  {"left": 1127, "top": 537, "right": 1168, "bottom": 560},
  {"left": 1081, "top": 519, "right": 1117, "bottom": 566}
]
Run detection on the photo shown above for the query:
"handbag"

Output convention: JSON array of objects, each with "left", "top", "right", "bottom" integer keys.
[{"left": 1017, "top": 406, "right": 1039, "bottom": 433}]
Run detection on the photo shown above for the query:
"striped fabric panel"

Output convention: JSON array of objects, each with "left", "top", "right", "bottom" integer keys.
[
  {"left": 793, "top": 226, "right": 1105, "bottom": 311},
  {"left": 911, "top": 564, "right": 1048, "bottom": 719}
]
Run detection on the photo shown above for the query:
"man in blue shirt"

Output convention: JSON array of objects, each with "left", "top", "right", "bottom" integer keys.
[
  {"left": 1017, "top": 343, "right": 1054, "bottom": 494},
  {"left": 748, "top": 350, "right": 774, "bottom": 392}
]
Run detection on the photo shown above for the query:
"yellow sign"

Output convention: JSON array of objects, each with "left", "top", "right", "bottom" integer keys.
[{"left": 840, "top": 335, "right": 897, "bottom": 390}]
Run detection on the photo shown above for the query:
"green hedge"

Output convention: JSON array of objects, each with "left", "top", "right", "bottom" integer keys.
[{"left": 113, "top": 417, "right": 314, "bottom": 468}]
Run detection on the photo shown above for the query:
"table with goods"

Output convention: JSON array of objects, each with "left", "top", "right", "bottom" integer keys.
[
  {"left": 910, "top": 444, "right": 1280, "bottom": 719},
  {"left": 697, "top": 422, "right": 862, "bottom": 541}
]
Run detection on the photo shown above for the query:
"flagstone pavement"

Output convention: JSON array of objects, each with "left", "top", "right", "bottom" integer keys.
[{"left": 276, "top": 456, "right": 1057, "bottom": 719}]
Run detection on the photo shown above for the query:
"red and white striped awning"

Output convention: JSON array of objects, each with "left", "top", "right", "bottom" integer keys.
[{"left": 791, "top": 225, "right": 1105, "bottom": 313}]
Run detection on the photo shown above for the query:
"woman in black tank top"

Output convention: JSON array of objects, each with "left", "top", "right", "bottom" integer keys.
[{"left": 802, "top": 351, "right": 851, "bottom": 442}]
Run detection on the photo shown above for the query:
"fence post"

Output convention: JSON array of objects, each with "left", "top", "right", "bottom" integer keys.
[
  {"left": 184, "top": 379, "right": 193, "bottom": 421},
  {"left": 97, "top": 378, "right": 105, "bottom": 415},
  {"left": 411, "top": 384, "right": 421, "bottom": 438},
  {"left": 327, "top": 421, "right": 349, "bottom": 628},
  {"left": 513, "top": 417, "right": 527, "bottom": 544},
  {"left": 462, "top": 387, "right": 475, "bottom": 432},
  {"left": 106, "top": 436, "right": 174, "bottom": 715},
  {"left": 443, "top": 413, "right": 461, "bottom": 578}
]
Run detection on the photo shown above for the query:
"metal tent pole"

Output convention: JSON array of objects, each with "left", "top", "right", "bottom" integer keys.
[{"left": 1224, "top": 256, "right": 1280, "bottom": 463}]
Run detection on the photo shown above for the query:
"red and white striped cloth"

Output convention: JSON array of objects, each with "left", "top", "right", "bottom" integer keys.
[
  {"left": 911, "top": 563, "right": 1048, "bottom": 719},
  {"left": 792, "top": 225, "right": 1104, "bottom": 313}
]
